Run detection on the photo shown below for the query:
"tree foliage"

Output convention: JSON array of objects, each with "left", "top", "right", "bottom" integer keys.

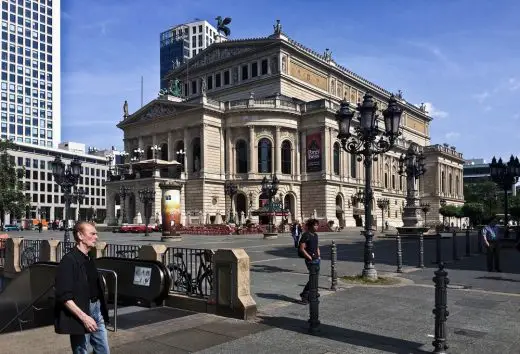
[
  {"left": 0, "top": 139, "right": 30, "bottom": 221},
  {"left": 461, "top": 203, "right": 484, "bottom": 227}
]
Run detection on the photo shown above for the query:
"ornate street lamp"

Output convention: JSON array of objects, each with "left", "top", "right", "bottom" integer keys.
[
  {"left": 72, "top": 187, "right": 86, "bottom": 221},
  {"left": 138, "top": 187, "right": 156, "bottom": 237},
  {"left": 224, "top": 181, "right": 238, "bottom": 224},
  {"left": 133, "top": 148, "right": 144, "bottom": 161},
  {"left": 336, "top": 93, "right": 403, "bottom": 279},
  {"left": 50, "top": 156, "right": 82, "bottom": 243},
  {"left": 376, "top": 198, "right": 390, "bottom": 232},
  {"left": 398, "top": 143, "right": 426, "bottom": 227},
  {"left": 420, "top": 202, "right": 431, "bottom": 227},
  {"left": 151, "top": 145, "right": 161, "bottom": 161},
  {"left": 119, "top": 185, "right": 131, "bottom": 225},
  {"left": 176, "top": 148, "right": 185, "bottom": 171},
  {"left": 489, "top": 155, "right": 520, "bottom": 239},
  {"left": 261, "top": 174, "right": 279, "bottom": 235}
]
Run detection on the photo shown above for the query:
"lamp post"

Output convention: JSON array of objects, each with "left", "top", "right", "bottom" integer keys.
[
  {"left": 376, "top": 198, "right": 390, "bottom": 232},
  {"left": 336, "top": 93, "right": 403, "bottom": 279},
  {"left": 261, "top": 174, "right": 279, "bottom": 236},
  {"left": 72, "top": 187, "right": 86, "bottom": 221},
  {"left": 50, "top": 156, "right": 82, "bottom": 243},
  {"left": 398, "top": 143, "right": 426, "bottom": 227},
  {"left": 119, "top": 185, "right": 131, "bottom": 225},
  {"left": 138, "top": 187, "right": 156, "bottom": 237},
  {"left": 224, "top": 181, "right": 238, "bottom": 224},
  {"left": 489, "top": 155, "right": 520, "bottom": 239},
  {"left": 133, "top": 148, "right": 144, "bottom": 161},
  {"left": 421, "top": 202, "right": 431, "bottom": 226},
  {"left": 176, "top": 148, "right": 185, "bottom": 171},
  {"left": 440, "top": 199, "right": 447, "bottom": 229}
]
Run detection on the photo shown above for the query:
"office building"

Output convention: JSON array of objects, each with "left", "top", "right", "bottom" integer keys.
[
  {"left": 160, "top": 19, "right": 223, "bottom": 89},
  {"left": 1, "top": 0, "right": 60, "bottom": 148},
  {"left": 463, "top": 158, "right": 490, "bottom": 183}
]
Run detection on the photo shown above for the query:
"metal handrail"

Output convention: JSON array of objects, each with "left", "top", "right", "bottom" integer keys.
[{"left": 98, "top": 268, "right": 118, "bottom": 332}]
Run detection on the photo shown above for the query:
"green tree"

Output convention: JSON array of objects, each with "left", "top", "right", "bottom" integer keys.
[
  {"left": 0, "top": 139, "right": 30, "bottom": 224},
  {"left": 461, "top": 203, "right": 484, "bottom": 228},
  {"left": 464, "top": 181, "right": 500, "bottom": 216}
]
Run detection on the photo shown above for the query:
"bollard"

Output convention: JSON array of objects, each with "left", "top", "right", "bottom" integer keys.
[
  {"left": 308, "top": 261, "right": 320, "bottom": 334},
  {"left": 330, "top": 241, "right": 338, "bottom": 291},
  {"left": 477, "top": 228, "right": 483, "bottom": 254},
  {"left": 418, "top": 233, "right": 425, "bottom": 268},
  {"left": 452, "top": 231, "right": 460, "bottom": 261},
  {"left": 465, "top": 229, "right": 471, "bottom": 257},
  {"left": 396, "top": 235, "right": 403, "bottom": 273},
  {"left": 432, "top": 262, "right": 450, "bottom": 353}
]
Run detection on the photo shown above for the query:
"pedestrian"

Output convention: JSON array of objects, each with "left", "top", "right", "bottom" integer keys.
[
  {"left": 54, "top": 221, "right": 110, "bottom": 353},
  {"left": 291, "top": 220, "right": 302, "bottom": 248},
  {"left": 298, "top": 218, "right": 320, "bottom": 304},
  {"left": 482, "top": 219, "right": 501, "bottom": 272},
  {"left": 38, "top": 221, "right": 42, "bottom": 233}
]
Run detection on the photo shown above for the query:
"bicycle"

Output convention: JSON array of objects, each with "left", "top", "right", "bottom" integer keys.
[{"left": 167, "top": 250, "right": 213, "bottom": 297}]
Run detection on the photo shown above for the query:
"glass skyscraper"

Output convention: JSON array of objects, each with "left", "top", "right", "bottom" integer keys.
[{"left": 0, "top": 0, "right": 60, "bottom": 148}]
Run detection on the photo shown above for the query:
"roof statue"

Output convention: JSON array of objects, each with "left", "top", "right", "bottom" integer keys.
[
  {"left": 158, "top": 79, "right": 182, "bottom": 98},
  {"left": 215, "top": 16, "right": 232, "bottom": 37},
  {"left": 324, "top": 48, "right": 332, "bottom": 61},
  {"left": 273, "top": 19, "right": 282, "bottom": 34},
  {"left": 123, "top": 100, "right": 129, "bottom": 118}
]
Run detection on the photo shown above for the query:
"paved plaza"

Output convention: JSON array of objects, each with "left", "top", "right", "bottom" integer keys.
[{"left": 3, "top": 228, "right": 520, "bottom": 353}]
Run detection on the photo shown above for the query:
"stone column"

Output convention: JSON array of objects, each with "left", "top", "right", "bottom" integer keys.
[
  {"left": 200, "top": 124, "right": 206, "bottom": 173},
  {"left": 138, "top": 136, "right": 144, "bottom": 150},
  {"left": 295, "top": 130, "right": 300, "bottom": 178},
  {"left": 322, "top": 128, "right": 329, "bottom": 175},
  {"left": 104, "top": 190, "right": 117, "bottom": 225},
  {"left": 226, "top": 127, "right": 233, "bottom": 176},
  {"left": 92, "top": 242, "right": 106, "bottom": 259},
  {"left": 220, "top": 127, "right": 225, "bottom": 177},
  {"left": 167, "top": 131, "right": 173, "bottom": 160},
  {"left": 4, "top": 237, "right": 23, "bottom": 278},
  {"left": 138, "top": 244, "right": 167, "bottom": 262},
  {"left": 184, "top": 128, "right": 191, "bottom": 176},
  {"left": 301, "top": 131, "right": 307, "bottom": 174},
  {"left": 249, "top": 126, "right": 255, "bottom": 174},
  {"left": 275, "top": 126, "right": 281, "bottom": 174}
]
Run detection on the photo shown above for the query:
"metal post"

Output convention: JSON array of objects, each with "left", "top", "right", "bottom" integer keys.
[
  {"left": 396, "top": 234, "right": 403, "bottom": 273},
  {"left": 362, "top": 150, "right": 377, "bottom": 279},
  {"left": 63, "top": 194, "right": 71, "bottom": 243},
  {"left": 330, "top": 241, "right": 337, "bottom": 291},
  {"left": 465, "top": 229, "right": 471, "bottom": 257},
  {"left": 452, "top": 230, "right": 460, "bottom": 261},
  {"left": 308, "top": 262, "right": 320, "bottom": 334},
  {"left": 418, "top": 233, "right": 424, "bottom": 268},
  {"left": 477, "top": 228, "right": 483, "bottom": 254},
  {"left": 432, "top": 262, "right": 450, "bottom": 353}
]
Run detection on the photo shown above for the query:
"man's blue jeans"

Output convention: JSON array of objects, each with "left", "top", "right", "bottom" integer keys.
[
  {"left": 301, "top": 259, "right": 320, "bottom": 299},
  {"left": 70, "top": 300, "right": 110, "bottom": 354}
]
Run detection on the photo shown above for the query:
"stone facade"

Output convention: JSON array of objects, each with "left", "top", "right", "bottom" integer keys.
[{"left": 105, "top": 25, "right": 464, "bottom": 228}]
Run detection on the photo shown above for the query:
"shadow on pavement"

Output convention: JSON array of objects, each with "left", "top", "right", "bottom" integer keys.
[
  {"left": 251, "top": 264, "right": 295, "bottom": 273},
  {"left": 257, "top": 315, "right": 427, "bottom": 354},
  {"left": 476, "top": 275, "right": 520, "bottom": 283},
  {"left": 255, "top": 293, "right": 302, "bottom": 304}
]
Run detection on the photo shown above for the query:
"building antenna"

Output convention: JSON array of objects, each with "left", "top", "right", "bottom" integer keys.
[{"left": 140, "top": 76, "right": 144, "bottom": 107}]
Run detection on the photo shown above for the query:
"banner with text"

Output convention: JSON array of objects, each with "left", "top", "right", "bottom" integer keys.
[{"left": 306, "top": 132, "right": 322, "bottom": 172}]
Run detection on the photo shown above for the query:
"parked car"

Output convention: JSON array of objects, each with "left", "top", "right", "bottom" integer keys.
[{"left": 3, "top": 224, "right": 21, "bottom": 232}]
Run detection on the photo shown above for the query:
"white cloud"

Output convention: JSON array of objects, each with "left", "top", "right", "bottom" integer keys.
[
  {"left": 508, "top": 77, "right": 520, "bottom": 91},
  {"left": 419, "top": 102, "right": 449, "bottom": 119},
  {"left": 473, "top": 91, "right": 490, "bottom": 103},
  {"left": 445, "top": 132, "right": 460, "bottom": 140}
]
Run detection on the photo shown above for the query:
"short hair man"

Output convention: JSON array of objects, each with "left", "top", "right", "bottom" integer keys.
[
  {"left": 298, "top": 218, "right": 321, "bottom": 304},
  {"left": 482, "top": 219, "right": 501, "bottom": 272},
  {"left": 54, "top": 221, "right": 110, "bottom": 353}
]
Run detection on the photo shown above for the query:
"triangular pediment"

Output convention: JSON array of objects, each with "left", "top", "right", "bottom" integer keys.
[
  {"left": 169, "top": 38, "right": 278, "bottom": 77},
  {"left": 117, "top": 99, "right": 199, "bottom": 128}
]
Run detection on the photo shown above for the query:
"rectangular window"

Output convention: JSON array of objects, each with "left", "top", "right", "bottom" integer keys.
[
  {"left": 215, "top": 73, "right": 221, "bottom": 88},
  {"left": 207, "top": 75, "right": 213, "bottom": 90},
  {"left": 251, "top": 62, "right": 258, "bottom": 77},
  {"left": 224, "top": 70, "right": 230, "bottom": 85},
  {"left": 261, "top": 59, "right": 268, "bottom": 75},
  {"left": 191, "top": 80, "right": 197, "bottom": 94},
  {"left": 241, "top": 65, "right": 248, "bottom": 80}
]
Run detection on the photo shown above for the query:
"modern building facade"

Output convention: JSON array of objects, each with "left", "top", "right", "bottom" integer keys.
[
  {"left": 107, "top": 22, "right": 464, "bottom": 228},
  {"left": 463, "top": 158, "right": 490, "bottom": 183},
  {"left": 160, "top": 19, "right": 223, "bottom": 89},
  {"left": 5, "top": 140, "right": 108, "bottom": 225},
  {"left": 1, "top": 0, "right": 60, "bottom": 147}
]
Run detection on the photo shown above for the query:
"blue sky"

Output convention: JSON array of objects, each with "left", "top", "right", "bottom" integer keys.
[{"left": 62, "top": 0, "right": 520, "bottom": 161}]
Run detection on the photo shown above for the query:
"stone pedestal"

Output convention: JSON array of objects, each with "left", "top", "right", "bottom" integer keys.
[
  {"left": 92, "top": 241, "right": 107, "bottom": 259},
  {"left": 4, "top": 237, "right": 23, "bottom": 278},
  {"left": 139, "top": 244, "right": 167, "bottom": 262},
  {"left": 40, "top": 239, "right": 60, "bottom": 262}
]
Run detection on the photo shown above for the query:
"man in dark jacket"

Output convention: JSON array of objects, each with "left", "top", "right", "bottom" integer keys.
[
  {"left": 54, "top": 221, "right": 110, "bottom": 353},
  {"left": 298, "top": 218, "right": 320, "bottom": 304}
]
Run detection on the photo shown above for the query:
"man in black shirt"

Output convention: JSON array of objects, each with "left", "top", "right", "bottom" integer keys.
[
  {"left": 54, "top": 221, "right": 110, "bottom": 353},
  {"left": 298, "top": 218, "right": 320, "bottom": 304}
]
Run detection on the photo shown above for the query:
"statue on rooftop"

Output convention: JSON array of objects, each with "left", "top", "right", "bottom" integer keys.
[{"left": 273, "top": 19, "right": 282, "bottom": 34}]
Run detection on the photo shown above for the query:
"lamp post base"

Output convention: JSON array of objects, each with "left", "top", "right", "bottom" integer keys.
[
  {"left": 161, "top": 235, "right": 182, "bottom": 242},
  {"left": 263, "top": 233, "right": 278, "bottom": 239},
  {"left": 361, "top": 267, "right": 378, "bottom": 280}
]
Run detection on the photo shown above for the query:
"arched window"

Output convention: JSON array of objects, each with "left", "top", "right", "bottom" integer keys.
[
  {"left": 441, "top": 171, "right": 445, "bottom": 194},
  {"left": 281, "top": 140, "right": 292, "bottom": 174},
  {"left": 350, "top": 153, "right": 357, "bottom": 178},
  {"left": 258, "top": 138, "right": 272, "bottom": 173},
  {"left": 392, "top": 175, "right": 396, "bottom": 190},
  {"left": 160, "top": 143, "right": 168, "bottom": 160},
  {"left": 175, "top": 141, "right": 185, "bottom": 171},
  {"left": 235, "top": 140, "right": 248, "bottom": 173},
  {"left": 384, "top": 173, "right": 388, "bottom": 188},
  {"left": 146, "top": 146, "right": 153, "bottom": 159},
  {"left": 455, "top": 175, "right": 459, "bottom": 196},
  {"left": 192, "top": 137, "right": 201, "bottom": 172},
  {"left": 333, "top": 142, "right": 340, "bottom": 175},
  {"left": 399, "top": 176, "right": 403, "bottom": 191},
  {"left": 449, "top": 173, "right": 453, "bottom": 195}
]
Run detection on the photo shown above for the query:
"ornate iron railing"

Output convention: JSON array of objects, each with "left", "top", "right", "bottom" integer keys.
[
  {"left": 104, "top": 244, "right": 140, "bottom": 259},
  {"left": 19, "top": 239, "right": 44, "bottom": 269},
  {"left": 57, "top": 241, "right": 76, "bottom": 261},
  {"left": 162, "top": 247, "right": 213, "bottom": 298}
]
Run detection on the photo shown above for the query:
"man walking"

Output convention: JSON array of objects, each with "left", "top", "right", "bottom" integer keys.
[
  {"left": 298, "top": 218, "right": 320, "bottom": 304},
  {"left": 291, "top": 220, "right": 302, "bottom": 248},
  {"left": 54, "top": 221, "right": 110, "bottom": 353},
  {"left": 482, "top": 219, "right": 501, "bottom": 272}
]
